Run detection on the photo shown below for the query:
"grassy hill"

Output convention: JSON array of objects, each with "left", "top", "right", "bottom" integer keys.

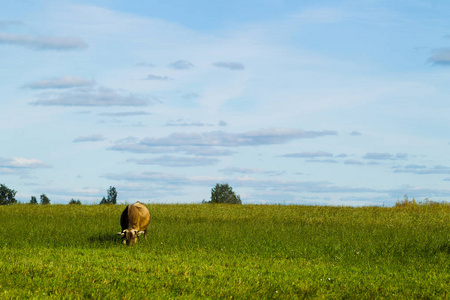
[{"left": 0, "top": 204, "right": 449, "bottom": 298}]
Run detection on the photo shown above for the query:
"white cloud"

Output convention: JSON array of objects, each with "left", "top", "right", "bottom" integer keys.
[{"left": 0, "top": 157, "right": 50, "bottom": 168}]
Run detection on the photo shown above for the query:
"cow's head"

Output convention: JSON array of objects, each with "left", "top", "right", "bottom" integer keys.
[{"left": 117, "top": 229, "right": 145, "bottom": 245}]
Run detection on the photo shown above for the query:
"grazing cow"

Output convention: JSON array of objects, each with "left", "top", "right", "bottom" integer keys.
[{"left": 117, "top": 201, "right": 151, "bottom": 245}]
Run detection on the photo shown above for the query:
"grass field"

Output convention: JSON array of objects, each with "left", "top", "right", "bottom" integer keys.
[{"left": 0, "top": 204, "right": 449, "bottom": 299}]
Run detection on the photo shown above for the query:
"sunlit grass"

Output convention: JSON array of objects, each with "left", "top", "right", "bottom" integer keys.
[{"left": 0, "top": 204, "right": 449, "bottom": 298}]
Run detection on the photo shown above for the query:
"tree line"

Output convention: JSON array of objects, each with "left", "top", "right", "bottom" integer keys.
[
  {"left": 0, "top": 183, "right": 56, "bottom": 205},
  {"left": 0, "top": 184, "right": 115, "bottom": 205},
  {"left": 1, "top": 183, "right": 242, "bottom": 205}
]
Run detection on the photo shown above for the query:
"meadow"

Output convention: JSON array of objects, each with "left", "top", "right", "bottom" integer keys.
[{"left": 0, "top": 203, "right": 449, "bottom": 299}]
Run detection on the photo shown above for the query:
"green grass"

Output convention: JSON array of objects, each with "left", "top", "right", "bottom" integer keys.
[{"left": 0, "top": 204, "right": 449, "bottom": 299}]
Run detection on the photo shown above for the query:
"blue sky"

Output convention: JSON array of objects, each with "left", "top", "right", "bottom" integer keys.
[{"left": 1, "top": 0, "right": 450, "bottom": 205}]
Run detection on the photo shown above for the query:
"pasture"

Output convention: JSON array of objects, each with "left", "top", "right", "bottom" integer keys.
[{"left": 0, "top": 204, "right": 449, "bottom": 299}]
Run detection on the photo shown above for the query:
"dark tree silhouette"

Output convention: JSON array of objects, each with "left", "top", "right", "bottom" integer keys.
[
  {"left": 40, "top": 194, "right": 50, "bottom": 205},
  {"left": 0, "top": 184, "right": 17, "bottom": 205},
  {"left": 210, "top": 183, "right": 242, "bottom": 204}
]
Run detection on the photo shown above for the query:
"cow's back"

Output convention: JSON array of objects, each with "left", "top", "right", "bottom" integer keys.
[{"left": 124, "top": 202, "right": 151, "bottom": 231}]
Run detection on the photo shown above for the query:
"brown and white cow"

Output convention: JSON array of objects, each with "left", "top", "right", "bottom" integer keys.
[{"left": 117, "top": 201, "right": 151, "bottom": 245}]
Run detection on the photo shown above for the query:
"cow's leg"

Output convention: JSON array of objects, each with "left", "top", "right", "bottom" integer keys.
[{"left": 144, "top": 230, "right": 148, "bottom": 242}]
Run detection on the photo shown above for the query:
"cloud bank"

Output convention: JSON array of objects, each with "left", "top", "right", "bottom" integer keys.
[
  {"left": 109, "top": 129, "right": 337, "bottom": 155},
  {"left": 363, "top": 153, "right": 408, "bottom": 160},
  {"left": 169, "top": 60, "right": 195, "bottom": 70},
  {"left": 73, "top": 134, "right": 105, "bottom": 143},
  {"left": 429, "top": 48, "right": 450, "bottom": 66},
  {"left": 0, "top": 157, "right": 50, "bottom": 168},
  {"left": 213, "top": 61, "right": 245, "bottom": 70},
  {"left": 30, "top": 87, "right": 149, "bottom": 107},
  {"left": 128, "top": 156, "right": 219, "bottom": 167},
  {"left": 145, "top": 74, "right": 171, "bottom": 81},
  {"left": 0, "top": 33, "right": 87, "bottom": 51},
  {"left": 23, "top": 76, "right": 95, "bottom": 89},
  {"left": 281, "top": 151, "right": 334, "bottom": 158}
]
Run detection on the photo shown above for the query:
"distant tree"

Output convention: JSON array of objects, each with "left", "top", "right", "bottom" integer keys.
[
  {"left": 210, "top": 183, "right": 242, "bottom": 204},
  {"left": 99, "top": 197, "right": 108, "bottom": 205},
  {"left": 0, "top": 184, "right": 17, "bottom": 205},
  {"left": 30, "top": 196, "right": 38, "bottom": 205},
  {"left": 40, "top": 194, "right": 50, "bottom": 205},
  {"left": 107, "top": 186, "right": 117, "bottom": 205},
  {"left": 69, "top": 199, "right": 81, "bottom": 205}
]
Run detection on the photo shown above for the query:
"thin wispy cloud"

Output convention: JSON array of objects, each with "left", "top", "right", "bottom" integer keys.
[
  {"left": 393, "top": 164, "right": 450, "bottom": 175},
  {"left": 108, "top": 129, "right": 337, "bottom": 155},
  {"left": 127, "top": 156, "right": 219, "bottom": 167},
  {"left": 73, "top": 134, "right": 105, "bottom": 143},
  {"left": 145, "top": 74, "right": 171, "bottom": 81},
  {"left": 139, "top": 129, "right": 337, "bottom": 147},
  {"left": 169, "top": 60, "right": 194, "bottom": 70},
  {"left": 23, "top": 76, "right": 95, "bottom": 89},
  {"left": 428, "top": 48, "right": 450, "bottom": 66},
  {"left": 0, "top": 21, "right": 24, "bottom": 29},
  {"left": 183, "top": 93, "right": 200, "bottom": 100},
  {"left": 165, "top": 119, "right": 212, "bottom": 127},
  {"left": 102, "top": 171, "right": 191, "bottom": 185},
  {"left": 0, "top": 33, "right": 87, "bottom": 51},
  {"left": 295, "top": 7, "right": 344, "bottom": 24},
  {"left": 98, "top": 111, "right": 151, "bottom": 117},
  {"left": 135, "top": 62, "right": 155, "bottom": 67},
  {"left": 142, "top": 128, "right": 337, "bottom": 147},
  {"left": 281, "top": 151, "right": 333, "bottom": 158},
  {"left": 213, "top": 61, "right": 245, "bottom": 70},
  {"left": 344, "top": 159, "right": 364, "bottom": 165},
  {"left": 306, "top": 159, "right": 338, "bottom": 164},
  {"left": 363, "top": 153, "right": 408, "bottom": 160},
  {"left": 30, "top": 87, "right": 149, "bottom": 107},
  {"left": 0, "top": 157, "right": 50, "bottom": 168},
  {"left": 219, "top": 167, "right": 284, "bottom": 176},
  {"left": 181, "top": 147, "right": 234, "bottom": 157}
]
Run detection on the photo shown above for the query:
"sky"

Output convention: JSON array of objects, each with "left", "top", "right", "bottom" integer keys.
[{"left": 1, "top": 0, "right": 450, "bottom": 206}]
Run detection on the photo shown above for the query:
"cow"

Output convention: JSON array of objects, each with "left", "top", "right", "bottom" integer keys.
[{"left": 117, "top": 201, "right": 151, "bottom": 245}]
